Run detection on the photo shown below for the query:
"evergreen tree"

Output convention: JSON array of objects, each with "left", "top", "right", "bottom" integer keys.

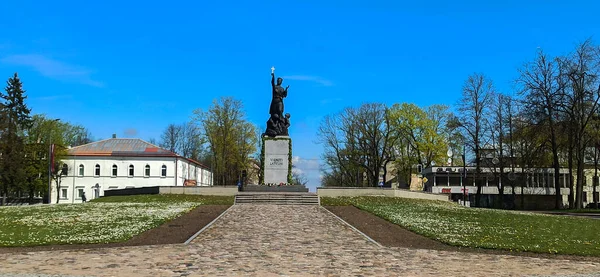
[{"left": 0, "top": 73, "right": 32, "bottom": 205}]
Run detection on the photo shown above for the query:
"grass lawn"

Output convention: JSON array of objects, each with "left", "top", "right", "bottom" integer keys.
[
  {"left": 0, "top": 194, "right": 234, "bottom": 247},
  {"left": 322, "top": 196, "right": 600, "bottom": 256}
]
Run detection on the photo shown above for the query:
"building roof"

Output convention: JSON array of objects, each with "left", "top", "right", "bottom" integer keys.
[
  {"left": 68, "top": 138, "right": 176, "bottom": 157},
  {"left": 67, "top": 138, "right": 210, "bottom": 169}
]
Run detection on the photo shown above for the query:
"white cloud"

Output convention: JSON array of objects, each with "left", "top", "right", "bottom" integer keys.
[
  {"left": 291, "top": 156, "right": 322, "bottom": 191},
  {"left": 282, "top": 75, "right": 333, "bottom": 87},
  {"left": 292, "top": 156, "right": 321, "bottom": 172},
  {"left": 1, "top": 54, "right": 103, "bottom": 87}
]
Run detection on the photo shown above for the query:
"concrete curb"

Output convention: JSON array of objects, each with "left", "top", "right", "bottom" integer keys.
[
  {"left": 184, "top": 205, "right": 235, "bottom": 245},
  {"left": 320, "top": 206, "right": 382, "bottom": 248}
]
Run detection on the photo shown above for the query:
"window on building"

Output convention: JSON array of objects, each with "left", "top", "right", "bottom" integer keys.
[
  {"left": 61, "top": 188, "right": 68, "bottom": 199},
  {"left": 145, "top": 164, "right": 150, "bottom": 177},
  {"left": 79, "top": 164, "right": 84, "bottom": 176},
  {"left": 129, "top": 165, "right": 134, "bottom": 177},
  {"left": 77, "top": 188, "right": 84, "bottom": 199},
  {"left": 112, "top": 165, "right": 118, "bottom": 177},
  {"left": 161, "top": 165, "right": 167, "bottom": 177},
  {"left": 95, "top": 164, "right": 100, "bottom": 176},
  {"left": 62, "top": 164, "right": 68, "bottom": 176}
]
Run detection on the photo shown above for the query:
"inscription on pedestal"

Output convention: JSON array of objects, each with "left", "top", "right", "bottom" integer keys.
[{"left": 269, "top": 158, "right": 284, "bottom": 166}]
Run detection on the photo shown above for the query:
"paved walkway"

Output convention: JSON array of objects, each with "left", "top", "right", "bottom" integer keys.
[{"left": 1, "top": 205, "right": 600, "bottom": 276}]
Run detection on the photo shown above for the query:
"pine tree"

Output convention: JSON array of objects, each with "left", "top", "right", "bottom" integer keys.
[{"left": 0, "top": 73, "right": 32, "bottom": 205}]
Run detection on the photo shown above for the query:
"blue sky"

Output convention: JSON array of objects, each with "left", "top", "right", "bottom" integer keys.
[{"left": 0, "top": 0, "right": 598, "bottom": 191}]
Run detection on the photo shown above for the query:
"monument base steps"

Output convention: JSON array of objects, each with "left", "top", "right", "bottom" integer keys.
[{"left": 235, "top": 192, "right": 319, "bottom": 205}]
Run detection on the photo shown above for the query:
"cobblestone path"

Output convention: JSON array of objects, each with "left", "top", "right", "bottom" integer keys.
[{"left": 0, "top": 205, "right": 599, "bottom": 276}]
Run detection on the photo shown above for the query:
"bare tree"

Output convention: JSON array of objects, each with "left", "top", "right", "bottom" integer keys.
[
  {"left": 318, "top": 103, "right": 393, "bottom": 187},
  {"left": 159, "top": 124, "right": 182, "bottom": 153},
  {"left": 456, "top": 73, "right": 494, "bottom": 207},
  {"left": 158, "top": 122, "right": 205, "bottom": 161},
  {"left": 561, "top": 39, "right": 600, "bottom": 209},
  {"left": 489, "top": 93, "right": 508, "bottom": 208},
  {"left": 517, "top": 50, "right": 567, "bottom": 209},
  {"left": 179, "top": 121, "right": 204, "bottom": 161},
  {"left": 291, "top": 169, "right": 308, "bottom": 186}
]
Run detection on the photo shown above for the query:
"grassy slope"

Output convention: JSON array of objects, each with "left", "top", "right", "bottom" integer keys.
[
  {"left": 322, "top": 196, "right": 600, "bottom": 256},
  {"left": 0, "top": 194, "right": 233, "bottom": 247}
]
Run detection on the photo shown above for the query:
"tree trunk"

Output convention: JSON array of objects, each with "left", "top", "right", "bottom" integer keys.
[
  {"left": 551, "top": 143, "right": 562, "bottom": 209},
  {"left": 475, "top": 146, "right": 482, "bottom": 207},
  {"left": 568, "top": 144, "right": 575, "bottom": 209},
  {"left": 382, "top": 160, "right": 389, "bottom": 187},
  {"left": 576, "top": 155, "right": 585, "bottom": 209},
  {"left": 55, "top": 179, "right": 61, "bottom": 204},
  {"left": 497, "top": 177, "right": 503, "bottom": 209},
  {"left": 28, "top": 187, "right": 34, "bottom": 205}
]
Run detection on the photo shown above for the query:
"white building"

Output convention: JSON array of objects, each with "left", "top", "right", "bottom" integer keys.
[{"left": 50, "top": 138, "right": 212, "bottom": 204}]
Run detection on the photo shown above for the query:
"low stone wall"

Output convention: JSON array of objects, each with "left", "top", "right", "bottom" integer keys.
[
  {"left": 394, "top": 189, "right": 450, "bottom": 201},
  {"left": 316, "top": 187, "right": 450, "bottom": 202},
  {"left": 102, "top": 186, "right": 238, "bottom": 197},
  {"left": 104, "top": 186, "right": 160, "bottom": 197},
  {"left": 316, "top": 187, "right": 395, "bottom": 197},
  {"left": 158, "top": 186, "right": 238, "bottom": 196}
]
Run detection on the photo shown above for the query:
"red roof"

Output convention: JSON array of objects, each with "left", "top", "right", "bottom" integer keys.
[
  {"left": 67, "top": 138, "right": 210, "bottom": 169},
  {"left": 67, "top": 138, "right": 176, "bottom": 157}
]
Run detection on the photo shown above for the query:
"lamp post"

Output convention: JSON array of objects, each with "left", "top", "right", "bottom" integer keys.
[{"left": 47, "top": 119, "right": 60, "bottom": 204}]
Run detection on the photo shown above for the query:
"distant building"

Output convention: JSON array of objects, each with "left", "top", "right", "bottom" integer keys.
[
  {"left": 50, "top": 138, "right": 212, "bottom": 204},
  {"left": 421, "top": 166, "right": 578, "bottom": 209}
]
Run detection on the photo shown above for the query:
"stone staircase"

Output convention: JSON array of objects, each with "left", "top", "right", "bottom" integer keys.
[{"left": 235, "top": 192, "right": 319, "bottom": 205}]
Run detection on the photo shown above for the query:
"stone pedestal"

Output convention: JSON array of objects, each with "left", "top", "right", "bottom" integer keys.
[{"left": 261, "top": 136, "right": 292, "bottom": 185}]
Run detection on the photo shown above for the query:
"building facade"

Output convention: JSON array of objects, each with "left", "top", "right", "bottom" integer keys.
[
  {"left": 50, "top": 138, "right": 212, "bottom": 204},
  {"left": 419, "top": 166, "right": 600, "bottom": 209}
]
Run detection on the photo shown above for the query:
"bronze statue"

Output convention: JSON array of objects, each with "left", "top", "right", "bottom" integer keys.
[{"left": 264, "top": 67, "right": 291, "bottom": 137}]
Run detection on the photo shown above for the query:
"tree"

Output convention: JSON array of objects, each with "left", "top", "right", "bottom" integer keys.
[
  {"left": 389, "top": 103, "right": 450, "bottom": 167},
  {"left": 0, "top": 73, "right": 32, "bottom": 205},
  {"left": 24, "top": 115, "right": 79, "bottom": 203},
  {"left": 194, "top": 97, "right": 257, "bottom": 186},
  {"left": 387, "top": 103, "right": 451, "bottom": 189},
  {"left": 517, "top": 49, "right": 568, "bottom": 210},
  {"left": 318, "top": 112, "right": 365, "bottom": 187},
  {"left": 291, "top": 168, "right": 308, "bottom": 186},
  {"left": 489, "top": 93, "right": 514, "bottom": 208},
  {"left": 180, "top": 121, "right": 205, "bottom": 161},
  {"left": 561, "top": 39, "right": 600, "bottom": 209},
  {"left": 456, "top": 73, "right": 494, "bottom": 207},
  {"left": 159, "top": 122, "right": 206, "bottom": 161},
  {"left": 63, "top": 124, "right": 93, "bottom": 147},
  {"left": 159, "top": 124, "right": 182, "bottom": 153},
  {"left": 318, "top": 103, "right": 393, "bottom": 187}
]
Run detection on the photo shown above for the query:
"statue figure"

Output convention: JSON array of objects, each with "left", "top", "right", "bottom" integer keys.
[
  {"left": 264, "top": 67, "right": 291, "bottom": 137},
  {"left": 265, "top": 116, "right": 278, "bottom": 137},
  {"left": 280, "top": 113, "right": 291, "bottom": 136},
  {"left": 270, "top": 70, "right": 289, "bottom": 122}
]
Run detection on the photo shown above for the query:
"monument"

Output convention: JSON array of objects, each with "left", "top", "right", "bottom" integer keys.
[{"left": 251, "top": 67, "right": 307, "bottom": 192}]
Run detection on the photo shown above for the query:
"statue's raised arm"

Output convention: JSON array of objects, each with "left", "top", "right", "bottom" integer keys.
[{"left": 271, "top": 66, "right": 276, "bottom": 87}]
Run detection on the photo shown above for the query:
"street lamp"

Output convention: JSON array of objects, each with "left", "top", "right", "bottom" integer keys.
[{"left": 47, "top": 119, "right": 60, "bottom": 204}]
